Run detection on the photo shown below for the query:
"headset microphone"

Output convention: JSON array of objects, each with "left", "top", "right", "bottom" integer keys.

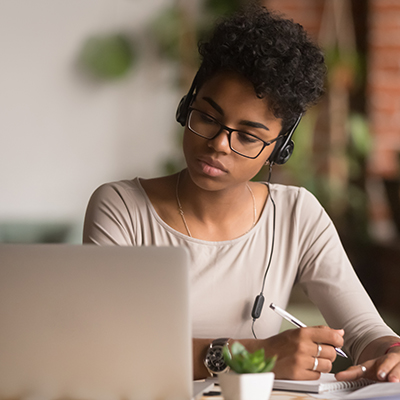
[{"left": 251, "top": 293, "right": 265, "bottom": 319}]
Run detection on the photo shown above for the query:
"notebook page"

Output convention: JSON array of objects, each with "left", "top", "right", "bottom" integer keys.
[
  {"left": 273, "top": 373, "right": 374, "bottom": 393},
  {"left": 310, "top": 382, "right": 400, "bottom": 399}
]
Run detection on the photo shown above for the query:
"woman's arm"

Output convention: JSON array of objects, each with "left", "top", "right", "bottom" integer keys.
[
  {"left": 336, "top": 336, "right": 400, "bottom": 382},
  {"left": 193, "top": 325, "right": 344, "bottom": 380},
  {"left": 291, "top": 189, "right": 399, "bottom": 374}
]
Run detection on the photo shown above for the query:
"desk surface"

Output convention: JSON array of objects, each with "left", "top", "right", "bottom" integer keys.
[
  {"left": 199, "top": 385, "right": 329, "bottom": 400},
  {"left": 200, "top": 392, "right": 323, "bottom": 399}
]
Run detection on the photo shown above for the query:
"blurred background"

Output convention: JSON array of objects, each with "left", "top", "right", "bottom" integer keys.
[{"left": 0, "top": 0, "right": 399, "bottom": 364}]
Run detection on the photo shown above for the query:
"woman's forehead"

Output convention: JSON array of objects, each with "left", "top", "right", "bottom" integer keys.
[{"left": 195, "top": 72, "right": 282, "bottom": 125}]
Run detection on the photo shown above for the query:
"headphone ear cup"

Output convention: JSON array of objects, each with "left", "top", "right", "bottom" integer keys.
[
  {"left": 176, "top": 70, "right": 201, "bottom": 126},
  {"left": 176, "top": 95, "right": 188, "bottom": 126},
  {"left": 268, "top": 139, "right": 295, "bottom": 165},
  {"left": 275, "top": 140, "right": 294, "bottom": 165},
  {"left": 176, "top": 70, "right": 201, "bottom": 127},
  {"left": 268, "top": 114, "right": 302, "bottom": 165}
]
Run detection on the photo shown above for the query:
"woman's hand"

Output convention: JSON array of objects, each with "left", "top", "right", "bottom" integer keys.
[
  {"left": 263, "top": 326, "right": 345, "bottom": 380},
  {"left": 336, "top": 347, "right": 400, "bottom": 383}
]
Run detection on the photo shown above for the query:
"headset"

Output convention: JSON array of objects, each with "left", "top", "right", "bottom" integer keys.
[
  {"left": 175, "top": 71, "right": 199, "bottom": 127},
  {"left": 175, "top": 70, "right": 302, "bottom": 166},
  {"left": 176, "top": 71, "right": 302, "bottom": 337},
  {"left": 267, "top": 114, "right": 302, "bottom": 165}
]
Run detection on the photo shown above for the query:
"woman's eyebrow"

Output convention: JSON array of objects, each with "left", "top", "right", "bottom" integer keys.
[
  {"left": 202, "top": 96, "right": 270, "bottom": 131},
  {"left": 203, "top": 97, "right": 224, "bottom": 115},
  {"left": 240, "top": 120, "right": 270, "bottom": 131}
]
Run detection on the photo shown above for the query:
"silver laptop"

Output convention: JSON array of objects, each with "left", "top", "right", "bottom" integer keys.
[{"left": 0, "top": 244, "right": 200, "bottom": 400}]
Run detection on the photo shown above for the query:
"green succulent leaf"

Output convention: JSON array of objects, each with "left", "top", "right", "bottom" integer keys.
[
  {"left": 261, "top": 355, "right": 277, "bottom": 372},
  {"left": 222, "top": 342, "right": 276, "bottom": 374},
  {"left": 230, "top": 341, "right": 246, "bottom": 356}
]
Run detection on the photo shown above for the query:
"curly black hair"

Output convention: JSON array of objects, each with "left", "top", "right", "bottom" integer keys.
[{"left": 197, "top": 4, "right": 326, "bottom": 131}]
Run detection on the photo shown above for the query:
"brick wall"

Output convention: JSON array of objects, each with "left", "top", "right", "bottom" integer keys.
[
  {"left": 368, "top": 0, "right": 400, "bottom": 179},
  {"left": 263, "top": 0, "right": 400, "bottom": 239},
  {"left": 263, "top": 0, "right": 323, "bottom": 38},
  {"left": 264, "top": 0, "right": 400, "bottom": 178}
]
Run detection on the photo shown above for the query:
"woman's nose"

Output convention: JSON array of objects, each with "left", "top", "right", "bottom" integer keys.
[{"left": 207, "top": 129, "right": 231, "bottom": 154}]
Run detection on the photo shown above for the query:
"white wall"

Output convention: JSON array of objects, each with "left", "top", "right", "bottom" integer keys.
[{"left": 0, "top": 0, "right": 182, "bottom": 239}]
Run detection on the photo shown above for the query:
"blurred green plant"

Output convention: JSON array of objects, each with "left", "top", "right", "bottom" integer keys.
[
  {"left": 149, "top": 6, "right": 186, "bottom": 61},
  {"left": 203, "top": 0, "right": 243, "bottom": 17},
  {"left": 148, "top": 0, "right": 243, "bottom": 63},
  {"left": 278, "top": 110, "right": 372, "bottom": 244},
  {"left": 77, "top": 1, "right": 244, "bottom": 171},
  {"left": 223, "top": 342, "right": 276, "bottom": 374},
  {"left": 325, "top": 47, "right": 365, "bottom": 90},
  {"left": 348, "top": 113, "right": 371, "bottom": 158},
  {"left": 80, "top": 34, "right": 136, "bottom": 79}
]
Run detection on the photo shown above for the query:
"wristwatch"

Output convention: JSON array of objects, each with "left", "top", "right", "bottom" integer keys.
[{"left": 204, "top": 338, "right": 230, "bottom": 376}]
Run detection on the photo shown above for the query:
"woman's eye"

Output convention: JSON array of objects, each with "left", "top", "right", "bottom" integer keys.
[
  {"left": 200, "top": 114, "right": 218, "bottom": 125},
  {"left": 237, "top": 132, "right": 258, "bottom": 143}
]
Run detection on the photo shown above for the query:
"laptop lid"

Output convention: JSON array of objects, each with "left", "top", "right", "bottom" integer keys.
[{"left": 0, "top": 244, "right": 192, "bottom": 400}]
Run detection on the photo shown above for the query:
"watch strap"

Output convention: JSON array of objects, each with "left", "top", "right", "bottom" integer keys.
[{"left": 212, "top": 338, "right": 230, "bottom": 347}]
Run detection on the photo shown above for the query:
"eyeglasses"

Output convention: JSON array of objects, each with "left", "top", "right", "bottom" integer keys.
[{"left": 187, "top": 108, "right": 282, "bottom": 159}]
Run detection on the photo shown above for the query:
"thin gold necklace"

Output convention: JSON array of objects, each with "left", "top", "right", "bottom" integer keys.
[{"left": 175, "top": 171, "right": 257, "bottom": 238}]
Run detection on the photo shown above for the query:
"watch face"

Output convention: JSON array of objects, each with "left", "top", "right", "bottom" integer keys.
[{"left": 205, "top": 345, "right": 227, "bottom": 373}]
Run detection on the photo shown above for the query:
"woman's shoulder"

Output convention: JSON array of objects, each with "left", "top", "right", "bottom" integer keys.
[
  {"left": 90, "top": 178, "right": 142, "bottom": 199},
  {"left": 87, "top": 177, "right": 150, "bottom": 213},
  {"left": 265, "top": 182, "right": 328, "bottom": 220},
  {"left": 268, "top": 182, "right": 319, "bottom": 203},
  {"left": 83, "top": 178, "right": 146, "bottom": 245},
  {"left": 88, "top": 175, "right": 177, "bottom": 214}
]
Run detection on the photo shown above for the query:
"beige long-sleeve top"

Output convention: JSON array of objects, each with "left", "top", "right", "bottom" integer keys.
[{"left": 83, "top": 178, "right": 398, "bottom": 363}]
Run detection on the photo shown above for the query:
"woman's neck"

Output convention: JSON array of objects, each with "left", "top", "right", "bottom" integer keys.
[{"left": 176, "top": 169, "right": 262, "bottom": 240}]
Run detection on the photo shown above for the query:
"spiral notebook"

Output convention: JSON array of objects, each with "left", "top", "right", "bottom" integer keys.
[{"left": 273, "top": 373, "right": 375, "bottom": 394}]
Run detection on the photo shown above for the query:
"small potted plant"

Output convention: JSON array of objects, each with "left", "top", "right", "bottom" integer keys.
[{"left": 218, "top": 342, "right": 276, "bottom": 400}]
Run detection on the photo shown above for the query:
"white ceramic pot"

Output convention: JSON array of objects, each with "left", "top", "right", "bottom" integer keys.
[{"left": 218, "top": 371, "right": 275, "bottom": 400}]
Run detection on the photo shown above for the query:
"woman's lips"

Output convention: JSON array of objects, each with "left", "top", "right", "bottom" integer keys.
[{"left": 198, "top": 158, "right": 228, "bottom": 177}]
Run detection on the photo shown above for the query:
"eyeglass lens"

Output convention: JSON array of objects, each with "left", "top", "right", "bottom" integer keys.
[{"left": 188, "top": 109, "right": 265, "bottom": 158}]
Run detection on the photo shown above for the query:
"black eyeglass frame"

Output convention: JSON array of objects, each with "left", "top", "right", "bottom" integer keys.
[{"left": 187, "top": 107, "right": 285, "bottom": 159}]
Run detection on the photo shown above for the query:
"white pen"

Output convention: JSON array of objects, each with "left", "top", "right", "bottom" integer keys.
[{"left": 269, "top": 303, "right": 348, "bottom": 358}]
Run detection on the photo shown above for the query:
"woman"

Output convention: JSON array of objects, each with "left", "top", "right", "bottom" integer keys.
[{"left": 83, "top": 5, "right": 400, "bottom": 382}]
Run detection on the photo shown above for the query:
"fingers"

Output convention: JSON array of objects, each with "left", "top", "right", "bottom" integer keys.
[
  {"left": 310, "top": 326, "right": 345, "bottom": 349},
  {"left": 336, "top": 352, "right": 400, "bottom": 383},
  {"left": 265, "top": 326, "right": 345, "bottom": 380},
  {"left": 336, "top": 363, "right": 371, "bottom": 381},
  {"left": 296, "top": 326, "right": 344, "bottom": 362},
  {"left": 311, "top": 355, "right": 332, "bottom": 373},
  {"left": 388, "top": 363, "right": 400, "bottom": 383},
  {"left": 316, "top": 343, "right": 322, "bottom": 357},
  {"left": 274, "top": 355, "right": 332, "bottom": 380},
  {"left": 313, "top": 343, "right": 337, "bottom": 362},
  {"left": 376, "top": 352, "right": 400, "bottom": 382}
]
